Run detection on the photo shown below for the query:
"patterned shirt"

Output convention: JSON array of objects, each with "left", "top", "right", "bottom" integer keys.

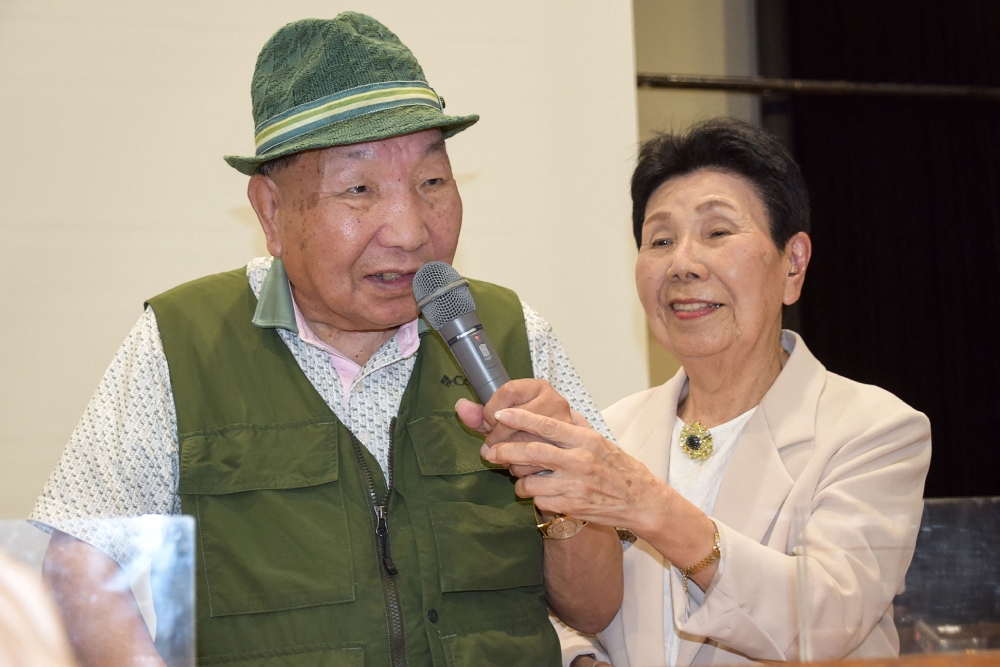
[{"left": 30, "top": 257, "right": 611, "bottom": 563}]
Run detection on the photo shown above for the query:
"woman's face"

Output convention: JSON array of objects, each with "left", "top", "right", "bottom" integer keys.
[{"left": 635, "top": 169, "right": 810, "bottom": 363}]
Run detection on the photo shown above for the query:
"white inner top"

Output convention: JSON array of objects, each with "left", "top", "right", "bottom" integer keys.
[{"left": 663, "top": 405, "right": 757, "bottom": 666}]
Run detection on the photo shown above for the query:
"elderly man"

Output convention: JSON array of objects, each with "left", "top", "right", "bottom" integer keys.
[{"left": 30, "top": 12, "right": 621, "bottom": 667}]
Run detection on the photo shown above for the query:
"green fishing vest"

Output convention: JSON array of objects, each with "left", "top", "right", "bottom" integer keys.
[{"left": 147, "top": 268, "right": 560, "bottom": 667}]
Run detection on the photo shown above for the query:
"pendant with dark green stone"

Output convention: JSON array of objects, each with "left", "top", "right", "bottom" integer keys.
[{"left": 679, "top": 421, "right": 714, "bottom": 461}]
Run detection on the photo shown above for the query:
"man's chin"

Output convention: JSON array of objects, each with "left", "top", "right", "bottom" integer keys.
[{"left": 357, "top": 306, "right": 420, "bottom": 332}]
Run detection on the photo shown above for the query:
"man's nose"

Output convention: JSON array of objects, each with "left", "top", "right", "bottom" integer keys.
[
  {"left": 377, "top": 187, "right": 431, "bottom": 251},
  {"left": 669, "top": 235, "right": 707, "bottom": 282}
]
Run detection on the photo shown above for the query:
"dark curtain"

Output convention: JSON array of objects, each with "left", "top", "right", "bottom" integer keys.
[{"left": 772, "top": 1, "right": 1000, "bottom": 497}]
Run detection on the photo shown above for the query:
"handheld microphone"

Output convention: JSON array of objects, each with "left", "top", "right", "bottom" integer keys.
[{"left": 413, "top": 262, "right": 510, "bottom": 403}]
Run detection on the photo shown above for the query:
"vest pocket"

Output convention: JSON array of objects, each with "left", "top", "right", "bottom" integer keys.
[
  {"left": 178, "top": 421, "right": 355, "bottom": 617},
  {"left": 430, "top": 501, "right": 543, "bottom": 592},
  {"left": 408, "top": 413, "right": 544, "bottom": 592},
  {"left": 439, "top": 609, "right": 559, "bottom": 667},
  {"left": 198, "top": 642, "right": 365, "bottom": 666}
]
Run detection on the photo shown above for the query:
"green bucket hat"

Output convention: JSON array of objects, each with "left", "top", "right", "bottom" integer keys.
[{"left": 224, "top": 12, "right": 479, "bottom": 175}]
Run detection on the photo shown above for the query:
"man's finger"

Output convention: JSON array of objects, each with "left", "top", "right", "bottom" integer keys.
[
  {"left": 509, "top": 463, "right": 548, "bottom": 478},
  {"left": 482, "top": 421, "right": 526, "bottom": 448},
  {"left": 455, "top": 399, "right": 489, "bottom": 435},
  {"left": 569, "top": 408, "right": 590, "bottom": 428}
]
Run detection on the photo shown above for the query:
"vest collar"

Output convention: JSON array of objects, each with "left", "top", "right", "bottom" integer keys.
[{"left": 251, "top": 258, "right": 299, "bottom": 334}]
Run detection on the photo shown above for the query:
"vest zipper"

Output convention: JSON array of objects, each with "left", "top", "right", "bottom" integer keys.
[{"left": 351, "top": 419, "right": 406, "bottom": 667}]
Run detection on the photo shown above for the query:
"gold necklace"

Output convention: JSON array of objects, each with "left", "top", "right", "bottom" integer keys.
[{"left": 679, "top": 421, "right": 714, "bottom": 461}]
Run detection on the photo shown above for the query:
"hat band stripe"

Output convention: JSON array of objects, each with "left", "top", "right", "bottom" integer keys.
[
  {"left": 254, "top": 81, "right": 442, "bottom": 155},
  {"left": 256, "top": 88, "right": 438, "bottom": 149},
  {"left": 256, "top": 81, "right": 439, "bottom": 136}
]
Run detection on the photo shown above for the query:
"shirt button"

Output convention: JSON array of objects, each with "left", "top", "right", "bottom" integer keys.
[{"left": 427, "top": 609, "right": 438, "bottom": 623}]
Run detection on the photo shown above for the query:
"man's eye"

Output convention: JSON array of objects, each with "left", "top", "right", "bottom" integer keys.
[
  {"left": 423, "top": 177, "right": 444, "bottom": 187},
  {"left": 650, "top": 238, "right": 673, "bottom": 248},
  {"left": 709, "top": 229, "right": 731, "bottom": 238},
  {"left": 346, "top": 185, "right": 371, "bottom": 194}
]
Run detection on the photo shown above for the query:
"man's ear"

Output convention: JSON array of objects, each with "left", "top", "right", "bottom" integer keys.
[
  {"left": 782, "top": 232, "right": 813, "bottom": 306},
  {"left": 247, "top": 174, "right": 283, "bottom": 257}
]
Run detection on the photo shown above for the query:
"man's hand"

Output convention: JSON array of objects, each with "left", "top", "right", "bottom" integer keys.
[
  {"left": 43, "top": 531, "right": 166, "bottom": 667},
  {"left": 457, "top": 380, "right": 623, "bottom": 634},
  {"left": 456, "top": 378, "right": 575, "bottom": 476},
  {"left": 571, "top": 657, "right": 612, "bottom": 667},
  {"left": 480, "top": 407, "right": 651, "bottom": 525}
]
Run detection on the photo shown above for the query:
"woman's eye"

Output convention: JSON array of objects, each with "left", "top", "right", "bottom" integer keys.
[
  {"left": 346, "top": 185, "right": 371, "bottom": 194},
  {"left": 709, "top": 229, "right": 731, "bottom": 238},
  {"left": 650, "top": 238, "right": 673, "bottom": 248}
]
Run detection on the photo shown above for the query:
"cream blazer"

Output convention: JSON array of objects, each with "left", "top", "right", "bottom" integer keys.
[{"left": 563, "top": 332, "right": 931, "bottom": 667}]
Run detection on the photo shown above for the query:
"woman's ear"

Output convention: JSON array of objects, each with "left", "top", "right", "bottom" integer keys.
[
  {"left": 783, "top": 232, "right": 813, "bottom": 306},
  {"left": 247, "top": 174, "right": 283, "bottom": 257}
]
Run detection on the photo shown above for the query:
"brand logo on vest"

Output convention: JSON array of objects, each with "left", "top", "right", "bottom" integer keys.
[{"left": 440, "top": 374, "right": 468, "bottom": 388}]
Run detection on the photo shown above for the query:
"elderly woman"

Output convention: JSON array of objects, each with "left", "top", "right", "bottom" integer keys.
[{"left": 470, "top": 118, "right": 931, "bottom": 667}]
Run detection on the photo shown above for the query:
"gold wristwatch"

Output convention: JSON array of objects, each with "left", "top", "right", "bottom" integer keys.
[{"left": 534, "top": 506, "right": 587, "bottom": 539}]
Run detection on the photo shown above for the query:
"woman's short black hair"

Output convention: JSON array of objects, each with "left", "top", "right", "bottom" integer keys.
[{"left": 631, "top": 117, "right": 810, "bottom": 249}]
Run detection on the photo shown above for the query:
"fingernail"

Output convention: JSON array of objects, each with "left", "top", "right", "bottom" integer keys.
[{"left": 494, "top": 410, "right": 507, "bottom": 422}]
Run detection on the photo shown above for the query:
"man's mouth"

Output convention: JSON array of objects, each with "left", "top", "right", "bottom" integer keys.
[
  {"left": 671, "top": 301, "right": 722, "bottom": 312},
  {"left": 366, "top": 271, "right": 416, "bottom": 288}
]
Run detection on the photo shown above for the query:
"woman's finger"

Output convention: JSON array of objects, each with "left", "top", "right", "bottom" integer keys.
[
  {"left": 484, "top": 439, "right": 578, "bottom": 470},
  {"left": 493, "top": 408, "right": 597, "bottom": 449}
]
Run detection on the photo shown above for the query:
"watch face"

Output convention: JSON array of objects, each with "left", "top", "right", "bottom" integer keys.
[{"left": 545, "top": 515, "right": 585, "bottom": 540}]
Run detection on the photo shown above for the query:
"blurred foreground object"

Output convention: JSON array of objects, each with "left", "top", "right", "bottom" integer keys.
[
  {"left": 1, "top": 517, "right": 194, "bottom": 667},
  {"left": 0, "top": 552, "right": 78, "bottom": 667}
]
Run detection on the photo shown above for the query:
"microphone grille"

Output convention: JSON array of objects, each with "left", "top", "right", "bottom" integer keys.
[{"left": 413, "top": 261, "right": 476, "bottom": 330}]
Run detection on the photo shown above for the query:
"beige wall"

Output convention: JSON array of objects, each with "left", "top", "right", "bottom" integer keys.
[
  {"left": 632, "top": 0, "right": 760, "bottom": 386},
  {"left": 0, "top": 1, "right": 643, "bottom": 518}
]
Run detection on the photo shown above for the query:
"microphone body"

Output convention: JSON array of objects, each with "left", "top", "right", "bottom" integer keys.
[
  {"left": 413, "top": 262, "right": 511, "bottom": 403},
  {"left": 437, "top": 311, "right": 510, "bottom": 402}
]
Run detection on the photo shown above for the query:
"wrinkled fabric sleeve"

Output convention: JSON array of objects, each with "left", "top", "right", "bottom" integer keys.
[
  {"left": 29, "top": 307, "right": 180, "bottom": 567},
  {"left": 670, "top": 405, "right": 931, "bottom": 662},
  {"left": 521, "top": 302, "right": 614, "bottom": 442}
]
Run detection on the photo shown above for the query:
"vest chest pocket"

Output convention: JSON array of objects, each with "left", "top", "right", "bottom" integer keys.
[
  {"left": 407, "top": 413, "right": 544, "bottom": 592},
  {"left": 178, "top": 421, "right": 355, "bottom": 617}
]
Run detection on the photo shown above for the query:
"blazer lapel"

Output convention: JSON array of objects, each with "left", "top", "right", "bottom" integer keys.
[
  {"left": 678, "top": 333, "right": 826, "bottom": 667},
  {"left": 711, "top": 332, "right": 824, "bottom": 544}
]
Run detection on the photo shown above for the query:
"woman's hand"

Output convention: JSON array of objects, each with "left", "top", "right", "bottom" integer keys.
[
  {"left": 481, "top": 406, "right": 664, "bottom": 531},
  {"left": 483, "top": 407, "right": 721, "bottom": 590}
]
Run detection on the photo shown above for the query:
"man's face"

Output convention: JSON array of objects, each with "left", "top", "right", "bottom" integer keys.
[{"left": 255, "top": 129, "right": 462, "bottom": 333}]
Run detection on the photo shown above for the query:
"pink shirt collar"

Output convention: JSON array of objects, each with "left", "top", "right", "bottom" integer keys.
[{"left": 291, "top": 296, "right": 420, "bottom": 407}]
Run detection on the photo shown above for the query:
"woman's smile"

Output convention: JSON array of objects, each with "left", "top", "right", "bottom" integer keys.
[{"left": 669, "top": 299, "right": 723, "bottom": 320}]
